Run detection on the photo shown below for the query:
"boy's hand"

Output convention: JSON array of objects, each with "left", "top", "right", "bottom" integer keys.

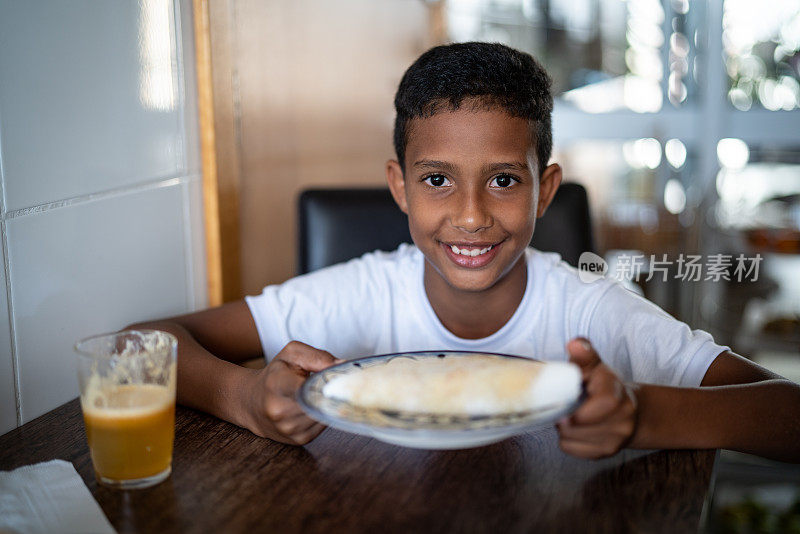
[
  {"left": 557, "top": 338, "right": 638, "bottom": 459},
  {"left": 241, "top": 341, "right": 342, "bottom": 445}
]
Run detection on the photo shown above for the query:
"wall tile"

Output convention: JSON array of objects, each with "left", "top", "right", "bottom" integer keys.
[
  {"left": 7, "top": 182, "right": 190, "bottom": 422},
  {"left": 0, "top": 1, "right": 183, "bottom": 210},
  {"left": 0, "top": 238, "right": 18, "bottom": 435}
]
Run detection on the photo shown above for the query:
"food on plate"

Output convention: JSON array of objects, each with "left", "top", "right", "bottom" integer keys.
[{"left": 322, "top": 354, "right": 580, "bottom": 415}]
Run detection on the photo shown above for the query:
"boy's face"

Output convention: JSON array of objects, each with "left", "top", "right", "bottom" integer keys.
[{"left": 386, "top": 106, "right": 562, "bottom": 293}]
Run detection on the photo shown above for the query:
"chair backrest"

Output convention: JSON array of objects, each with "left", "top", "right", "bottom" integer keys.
[
  {"left": 297, "top": 183, "right": 594, "bottom": 274},
  {"left": 530, "top": 182, "right": 595, "bottom": 267}
]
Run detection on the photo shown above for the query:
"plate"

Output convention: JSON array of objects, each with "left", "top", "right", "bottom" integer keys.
[{"left": 298, "top": 350, "right": 582, "bottom": 449}]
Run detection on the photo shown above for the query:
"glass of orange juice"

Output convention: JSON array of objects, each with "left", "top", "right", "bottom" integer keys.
[{"left": 75, "top": 330, "right": 177, "bottom": 489}]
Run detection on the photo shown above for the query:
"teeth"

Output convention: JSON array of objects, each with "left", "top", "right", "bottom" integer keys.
[{"left": 449, "top": 245, "right": 493, "bottom": 257}]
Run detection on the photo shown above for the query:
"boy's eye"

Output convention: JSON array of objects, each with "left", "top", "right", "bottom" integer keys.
[
  {"left": 423, "top": 174, "right": 451, "bottom": 187},
  {"left": 489, "top": 174, "right": 518, "bottom": 188}
]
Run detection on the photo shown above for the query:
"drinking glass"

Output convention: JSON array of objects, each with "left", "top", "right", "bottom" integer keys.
[{"left": 75, "top": 330, "right": 177, "bottom": 489}]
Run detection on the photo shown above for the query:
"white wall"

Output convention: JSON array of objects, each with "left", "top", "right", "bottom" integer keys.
[{"left": 0, "top": 0, "right": 206, "bottom": 434}]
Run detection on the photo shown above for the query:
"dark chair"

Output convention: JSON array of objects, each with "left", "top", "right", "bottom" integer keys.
[
  {"left": 530, "top": 182, "right": 595, "bottom": 267},
  {"left": 298, "top": 183, "right": 594, "bottom": 274}
]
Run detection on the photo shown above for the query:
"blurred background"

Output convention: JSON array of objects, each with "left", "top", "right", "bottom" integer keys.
[
  {"left": 214, "top": 0, "right": 800, "bottom": 382},
  {"left": 0, "top": 1, "right": 798, "bottom": 530}
]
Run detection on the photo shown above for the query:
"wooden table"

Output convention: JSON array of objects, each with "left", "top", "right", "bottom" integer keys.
[{"left": 0, "top": 399, "right": 716, "bottom": 533}]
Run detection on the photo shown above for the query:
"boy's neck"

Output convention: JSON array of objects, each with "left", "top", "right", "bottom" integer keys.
[{"left": 423, "top": 254, "right": 528, "bottom": 340}]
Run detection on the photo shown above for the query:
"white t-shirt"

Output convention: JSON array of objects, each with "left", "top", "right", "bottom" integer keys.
[{"left": 245, "top": 244, "right": 727, "bottom": 387}]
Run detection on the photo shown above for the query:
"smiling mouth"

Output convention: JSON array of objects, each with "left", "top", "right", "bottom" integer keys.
[
  {"left": 440, "top": 240, "right": 503, "bottom": 268},
  {"left": 448, "top": 244, "right": 494, "bottom": 257}
]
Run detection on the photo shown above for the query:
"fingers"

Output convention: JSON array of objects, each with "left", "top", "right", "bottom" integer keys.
[
  {"left": 264, "top": 390, "right": 305, "bottom": 420},
  {"left": 559, "top": 438, "right": 619, "bottom": 460},
  {"left": 267, "top": 421, "right": 325, "bottom": 446},
  {"left": 557, "top": 419, "right": 625, "bottom": 459},
  {"left": 291, "top": 422, "right": 326, "bottom": 445},
  {"left": 570, "top": 370, "right": 625, "bottom": 425},
  {"left": 262, "top": 398, "right": 324, "bottom": 444},
  {"left": 556, "top": 341, "right": 638, "bottom": 459},
  {"left": 254, "top": 342, "right": 336, "bottom": 445},
  {"left": 275, "top": 341, "right": 341, "bottom": 373},
  {"left": 273, "top": 413, "right": 321, "bottom": 438},
  {"left": 557, "top": 413, "right": 635, "bottom": 444},
  {"left": 565, "top": 338, "right": 624, "bottom": 425},
  {"left": 566, "top": 338, "right": 601, "bottom": 379},
  {"left": 557, "top": 413, "right": 636, "bottom": 459}
]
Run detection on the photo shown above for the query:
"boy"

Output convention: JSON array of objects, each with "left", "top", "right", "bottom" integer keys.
[{"left": 132, "top": 42, "right": 800, "bottom": 461}]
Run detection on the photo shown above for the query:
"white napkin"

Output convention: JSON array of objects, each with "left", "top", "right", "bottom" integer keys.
[{"left": 0, "top": 460, "right": 115, "bottom": 534}]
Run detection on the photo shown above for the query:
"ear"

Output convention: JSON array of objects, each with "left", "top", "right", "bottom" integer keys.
[
  {"left": 386, "top": 159, "right": 408, "bottom": 214},
  {"left": 536, "top": 163, "right": 563, "bottom": 218}
]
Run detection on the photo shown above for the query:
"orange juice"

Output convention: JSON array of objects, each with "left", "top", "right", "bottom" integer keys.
[{"left": 81, "top": 384, "right": 174, "bottom": 482}]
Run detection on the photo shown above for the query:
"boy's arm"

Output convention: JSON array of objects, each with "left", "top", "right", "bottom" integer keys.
[
  {"left": 128, "top": 300, "right": 338, "bottom": 445},
  {"left": 558, "top": 339, "right": 800, "bottom": 463},
  {"left": 632, "top": 351, "right": 800, "bottom": 461}
]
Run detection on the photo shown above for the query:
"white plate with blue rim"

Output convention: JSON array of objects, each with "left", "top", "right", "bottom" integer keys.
[{"left": 298, "top": 350, "right": 583, "bottom": 449}]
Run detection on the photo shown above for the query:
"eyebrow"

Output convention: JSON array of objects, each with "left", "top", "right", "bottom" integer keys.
[
  {"left": 485, "top": 161, "right": 529, "bottom": 173},
  {"left": 413, "top": 160, "right": 458, "bottom": 172},
  {"left": 412, "top": 160, "right": 529, "bottom": 173}
]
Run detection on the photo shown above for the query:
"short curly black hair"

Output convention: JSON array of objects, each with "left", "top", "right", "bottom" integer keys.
[{"left": 393, "top": 42, "right": 553, "bottom": 176}]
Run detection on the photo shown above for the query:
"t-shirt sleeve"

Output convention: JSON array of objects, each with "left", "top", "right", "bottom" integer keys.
[
  {"left": 583, "top": 282, "right": 729, "bottom": 387},
  {"left": 244, "top": 256, "right": 387, "bottom": 362}
]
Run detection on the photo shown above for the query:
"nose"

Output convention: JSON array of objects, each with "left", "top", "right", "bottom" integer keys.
[{"left": 451, "top": 187, "right": 492, "bottom": 233}]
